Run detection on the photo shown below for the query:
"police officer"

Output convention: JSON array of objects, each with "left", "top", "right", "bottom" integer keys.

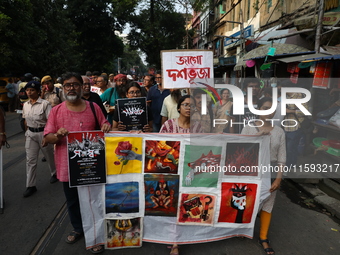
[{"left": 22, "top": 81, "right": 57, "bottom": 197}]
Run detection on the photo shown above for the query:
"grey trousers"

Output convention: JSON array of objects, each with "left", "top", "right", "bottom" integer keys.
[{"left": 25, "top": 130, "right": 56, "bottom": 187}]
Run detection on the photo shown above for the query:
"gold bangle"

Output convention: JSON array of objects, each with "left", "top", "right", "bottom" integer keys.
[{"left": 0, "top": 132, "right": 6, "bottom": 135}]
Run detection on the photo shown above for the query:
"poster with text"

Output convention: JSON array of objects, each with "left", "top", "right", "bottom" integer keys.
[
  {"left": 144, "top": 140, "right": 181, "bottom": 174},
  {"left": 105, "top": 218, "right": 142, "bottom": 249},
  {"left": 117, "top": 97, "right": 148, "bottom": 131},
  {"left": 144, "top": 174, "right": 179, "bottom": 216},
  {"left": 161, "top": 50, "right": 214, "bottom": 89},
  {"left": 224, "top": 143, "right": 259, "bottom": 177},
  {"left": 182, "top": 145, "right": 221, "bottom": 188},
  {"left": 67, "top": 131, "right": 106, "bottom": 187},
  {"left": 105, "top": 137, "right": 143, "bottom": 175},
  {"left": 177, "top": 193, "right": 216, "bottom": 226}
]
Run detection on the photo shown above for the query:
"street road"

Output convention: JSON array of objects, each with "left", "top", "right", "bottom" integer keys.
[{"left": 1, "top": 112, "right": 340, "bottom": 255}]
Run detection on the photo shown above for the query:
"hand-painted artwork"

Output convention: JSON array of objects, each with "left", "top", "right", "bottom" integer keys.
[
  {"left": 177, "top": 193, "right": 216, "bottom": 225},
  {"left": 224, "top": 143, "right": 259, "bottom": 176},
  {"left": 105, "top": 137, "right": 143, "bottom": 175},
  {"left": 105, "top": 182, "right": 139, "bottom": 216},
  {"left": 67, "top": 132, "right": 106, "bottom": 187},
  {"left": 218, "top": 183, "right": 258, "bottom": 224},
  {"left": 144, "top": 174, "right": 179, "bottom": 216},
  {"left": 144, "top": 140, "right": 181, "bottom": 174},
  {"left": 105, "top": 218, "right": 142, "bottom": 249},
  {"left": 182, "top": 145, "right": 221, "bottom": 188}
]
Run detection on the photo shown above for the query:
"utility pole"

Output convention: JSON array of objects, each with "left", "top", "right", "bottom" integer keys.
[
  {"left": 315, "top": 0, "right": 325, "bottom": 53},
  {"left": 117, "top": 58, "right": 122, "bottom": 73},
  {"left": 239, "top": 9, "right": 245, "bottom": 58}
]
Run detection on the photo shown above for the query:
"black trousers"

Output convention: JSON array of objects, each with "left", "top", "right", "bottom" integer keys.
[{"left": 63, "top": 182, "right": 83, "bottom": 233}]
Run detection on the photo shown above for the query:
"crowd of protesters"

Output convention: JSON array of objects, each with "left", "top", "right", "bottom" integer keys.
[{"left": 3, "top": 70, "right": 327, "bottom": 255}]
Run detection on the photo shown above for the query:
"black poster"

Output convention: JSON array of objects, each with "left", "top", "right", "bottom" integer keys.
[
  {"left": 67, "top": 131, "right": 106, "bottom": 187},
  {"left": 117, "top": 97, "right": 148, "bottom": 131}
]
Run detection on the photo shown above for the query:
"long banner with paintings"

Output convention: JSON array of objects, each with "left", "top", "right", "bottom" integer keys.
[{"left": 68, "top": 132, "right": 271, "bottom": 250}]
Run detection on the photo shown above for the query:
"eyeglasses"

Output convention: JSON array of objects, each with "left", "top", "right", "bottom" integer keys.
[
  {"left": 155, "top": 77, "right": 162, "bottom": 79},
  {"left": 181, "top": 103, "right": 194, "bottom": 109},
  {"left": 96, "top": 80, "right": 103, "bottom": 83},
  {"left": 63, "top": 83, "right": 81, "bottom": 90},
  {"left": 128, "top": 90, "right": 141, "bottom": 95},
  {"left": 82, "top": 83, "right": 91, "bottom": 86}
]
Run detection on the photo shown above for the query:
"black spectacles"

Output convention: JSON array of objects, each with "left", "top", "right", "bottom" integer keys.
[
  {"left": 82, "top": 83, "right": 91, "bottom": 86},
  {"left": 181, "top": 103, "right": 194, "bottom": 109},
  {"left": 63, "top": 83, "right": 81, "bottom": 90},
  {"left": 155, "top": 77, "right": 162, "bottom": 79},
  {"left": 128, "top": 91, "right": 141, "bottom": 95}
]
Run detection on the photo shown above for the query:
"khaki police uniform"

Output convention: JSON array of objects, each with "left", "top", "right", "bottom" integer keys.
[{"left": 23, "top": 98, "right": 56, "bottom": 187}]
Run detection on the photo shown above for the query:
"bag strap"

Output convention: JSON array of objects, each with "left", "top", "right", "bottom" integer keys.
[
  {"left": 56, "top": 87, "right": 61, "bottom": 102},
  {"left": 109, "top": 88, "right": 115, "bottom": 105},
  {"left": 89, "top": 101, "right": 100, "bottom": 130}
]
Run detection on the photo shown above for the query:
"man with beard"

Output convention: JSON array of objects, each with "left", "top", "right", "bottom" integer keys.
[
  {"left": 43, "top": 72, "right": 110, "bottom": 254},
  {"left": 81, "top": 76, "right": 107, "bottom": 117},
  {"left": 100, "top": 74, "right": 127, "bottom": 124}
]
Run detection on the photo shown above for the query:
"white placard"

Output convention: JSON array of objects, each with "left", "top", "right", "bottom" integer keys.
[{"left": 161, "top": 50, "right": 214, "bottom": 89}]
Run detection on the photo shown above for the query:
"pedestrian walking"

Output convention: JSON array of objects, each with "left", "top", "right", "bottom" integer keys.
[
  {"left": 22, "top": 81, "right": 57, "bottom": 198},
  {"left": 241, "top": 97, "right": 286, "bottom": 255},
  {"left": 43, "top": 72, "right": 110, "bottom": 254}
]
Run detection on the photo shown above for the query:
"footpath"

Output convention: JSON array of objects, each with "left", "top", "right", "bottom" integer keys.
[{"left": 290, "top": 153, "right": 340, "bottom": 219}]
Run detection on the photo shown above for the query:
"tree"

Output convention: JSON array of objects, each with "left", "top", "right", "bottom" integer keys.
[
  {"left": 119, "top": 46, "right": 147, "bottom": 75},
  {"left": 0, "top": 0, "right": 78, "bottom": 77},
  {"left": 65, "top": 0, "right": 139, "bottom": 72},
  {"left": 128, "top": 0, "right": 186, "bottom": 69}
]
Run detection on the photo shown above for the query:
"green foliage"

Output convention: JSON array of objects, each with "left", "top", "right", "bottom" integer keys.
[
  {"left": 128, "top": 0, "right": 186, "bottom": 68},
  {"left": 119, "top": 46, "right": 147, "bottom": 75},
  {"left": 253, "top": 0, "right": 260, "bottom": 12},
  {"left": 0, "top": 0, "right": 140, "bottom": 76}
]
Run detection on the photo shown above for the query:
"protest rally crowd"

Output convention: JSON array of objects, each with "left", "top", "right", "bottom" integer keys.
[{"left": 2, "top": 70, "right": 317, "bottom": 255}]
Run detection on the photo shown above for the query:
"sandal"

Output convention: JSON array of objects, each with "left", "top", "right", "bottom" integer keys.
[
  {"left": 90, "top": 245, "right": 104, "bottom": 254},
  {"left": 168, "top": 244, "right": 179, "bottom": 255},
  {"left": 65, "top": 230, "right": 83, "bottom": 244},
  {"left": 259, "top": 239, "right": 275, "bottom": 255}
]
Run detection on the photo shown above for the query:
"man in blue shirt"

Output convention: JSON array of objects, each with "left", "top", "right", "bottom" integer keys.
[{"left": 147, "top": 72, "right": 170, "bottom": 132}]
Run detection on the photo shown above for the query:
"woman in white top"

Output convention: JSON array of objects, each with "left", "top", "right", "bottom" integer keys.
[{"left": 241, "top": 97, "right": 286, "bottom": 255}]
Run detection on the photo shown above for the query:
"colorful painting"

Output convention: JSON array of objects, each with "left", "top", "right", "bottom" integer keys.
[
  {"left": 224, "top": 143, "right": 259, "bottom": 176},
  {"left": 144, "top": 174, "right": 179, "bottom": 216},
  {"left": 182, "top": 145, "right": 221, "bottom": 188},
  {"left": 144, "top": 140, "right": 181, "bottom": 174},
  {"left": 177, "top": 193, "right": 216, "bottom": 225},
  {"left": 218, "top": 183, "right": 258, "bottom": 224},
  {"left": 105, "top": 137, "right": 143, "bottom": 175},
  {"left": 105, "top": 218, "right": 142, "bottom": 249},
  {"left": 105, "top": 182, "right": 139, "bottom": 216}
]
